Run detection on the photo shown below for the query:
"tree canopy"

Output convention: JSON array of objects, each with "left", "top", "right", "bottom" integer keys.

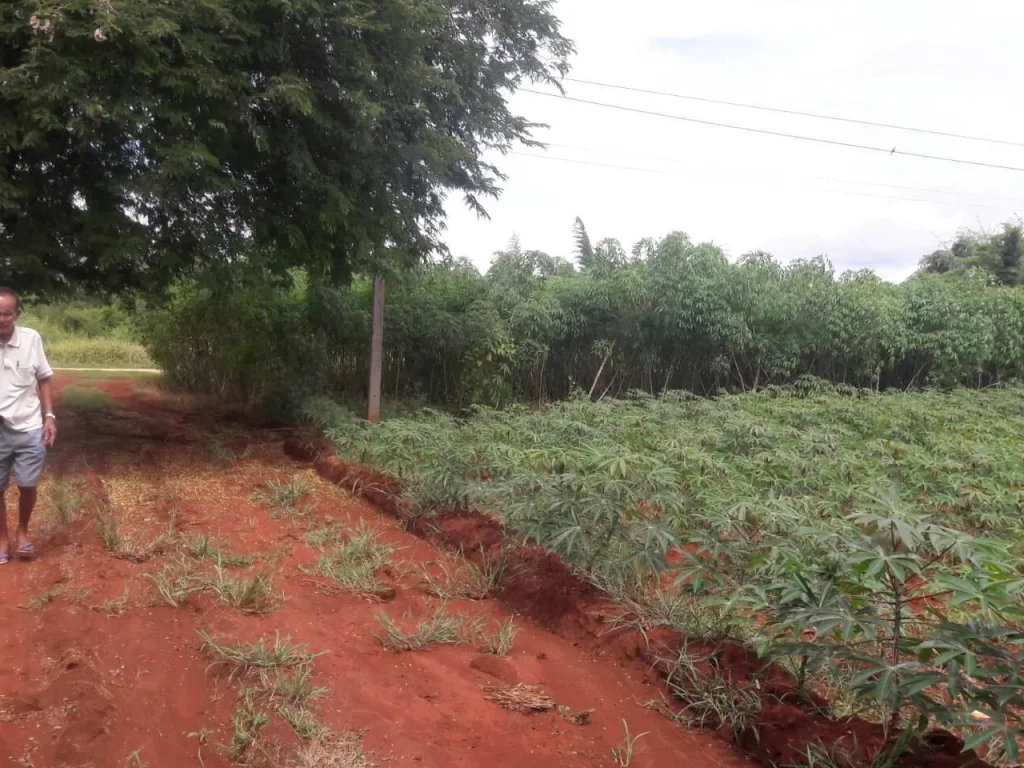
[
  {"left": 0, "top": 0, "right": 573, "bottom": 294},
  {"left": 920, "top": 219, "right": 1024, "bottom": 285}
]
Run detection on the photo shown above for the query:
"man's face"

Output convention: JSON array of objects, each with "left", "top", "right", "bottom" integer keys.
[{"left": 0, "top": 295, "right": 19, "bottom": 338}]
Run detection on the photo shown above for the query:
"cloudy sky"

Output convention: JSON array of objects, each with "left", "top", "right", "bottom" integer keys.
[{"left": 442, "top": 0, "right": 1024, "bottom": 282}]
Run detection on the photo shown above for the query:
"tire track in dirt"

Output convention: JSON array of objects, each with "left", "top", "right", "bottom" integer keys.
[{"left": 0, "top": 375, "right": 752, "bottom": 768}]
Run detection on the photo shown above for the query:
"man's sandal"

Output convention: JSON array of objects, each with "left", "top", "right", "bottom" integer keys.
[{"left": 16, "top": 542, "right": 33, "bottom": 560}]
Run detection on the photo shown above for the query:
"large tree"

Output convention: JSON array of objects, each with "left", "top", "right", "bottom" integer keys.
[{"left": 0, "top": 0, "right": 572, "bottom": 293}]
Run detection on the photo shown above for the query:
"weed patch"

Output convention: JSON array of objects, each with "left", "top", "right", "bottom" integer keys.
[
  {"left": 45, "top": 479, "right": 89, "bottom": 527},
  {"left": 198, "top": 564, "right": 280, "bottom": 614},
  {"left": 253, "top": 476, "right": 313, "bottom": 517},
  {"left": 421, "top": 547, "right": 515, "bottom": 601},
  {"left": 28, "top": 586, "right": 64, "bottom": 609},
  {"left": 375, "top": 606, "right": 481, "bottom": 652},
  {"left": 303, "top": 524, "right": 394, "bottom": 596}
]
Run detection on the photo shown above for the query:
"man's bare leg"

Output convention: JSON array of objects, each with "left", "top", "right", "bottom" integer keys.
[
  {"left": 0, "top": 492, "right": 9, "bottom": 560},
  {"left": 16, "top": 487, "right": 35, "bottom": 551}
]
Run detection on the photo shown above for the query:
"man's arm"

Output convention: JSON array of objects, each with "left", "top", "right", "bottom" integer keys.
[{"left": 39, "top": 376, "right": 56, "bottom": 447}]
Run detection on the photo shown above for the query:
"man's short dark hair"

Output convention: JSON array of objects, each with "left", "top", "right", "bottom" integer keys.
[{"left": 0, "top": 287, "right": 20, "bottom": 311}]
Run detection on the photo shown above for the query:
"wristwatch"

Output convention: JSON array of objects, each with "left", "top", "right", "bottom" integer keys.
[{"left": 44, "top": 413, "right": 56, "bottom": 420}]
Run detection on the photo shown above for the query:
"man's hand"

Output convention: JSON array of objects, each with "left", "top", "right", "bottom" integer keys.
[{"left": 43, "top": 417, "right": 57, "bottom": 447}]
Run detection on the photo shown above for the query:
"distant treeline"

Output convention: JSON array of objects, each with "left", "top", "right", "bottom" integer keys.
[{"left": 137, "top": 218, "right": 1024, "bottom": 413}]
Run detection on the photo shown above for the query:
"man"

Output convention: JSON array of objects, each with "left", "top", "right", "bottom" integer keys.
[{"left": 0, "top": 288, "right": 57, "bottom": 564}]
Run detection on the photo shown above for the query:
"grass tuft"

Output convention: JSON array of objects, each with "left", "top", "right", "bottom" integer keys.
[
  {"left": 303, "top": 524, "right": 394, "bottom": 595},
  {"left": 610, "top": 719, "right": 649, "bottom": 767},
  {"left": 252, "top": 476, "right": 313, "bottom": 517},
  {"left": 304, "top": 523, "right": 345, "bottom": 548},
  {"left": 46, "top": 479, "right": 89, "bottom": 527},
  {"left": 226, "top": 689, "right": 268, "bottom": 761},
  {"left": 660, "top": 648, "right": 763, "bottom": 740},
  {"left": 375, "top": 605, "right": 481, "bottom": 652},
  {"left": 200, "top": 630, "right": 317, "bottom": 676},
  {"left": 150, "top": 558, "right": 201, "bottom": 608},
  {"left": 182, "top": 533, "right": 256, "bottom": 567},
  {"left": 421, "top": 546, "right": 515, "bottom": 601},
  {"left": 95, "top": 506, "right": 173, "bottom": 563},
  {"left": 198, "top": 564, "right": 280, "bottom": 614},
  {"left": 28, "top": 585, "right": 65, "bottom": 609},
  {"left": 96, "top": 586, "right": 132, "bottom": 615},
  {"left": 479, "top": 617, "right": 519, "bottom": 656}
]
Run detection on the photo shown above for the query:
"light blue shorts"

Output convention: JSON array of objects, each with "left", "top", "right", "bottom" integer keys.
[{"left": 0, "top": 425, "right": 46, "bottom": 491}]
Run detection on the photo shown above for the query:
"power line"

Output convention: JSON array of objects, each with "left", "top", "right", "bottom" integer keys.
[
  {"left": 519, "top": 89, "right": 1024, "bottom": 174},
  {"left": 541, "top": 141, "right": 1024, "bottom": 204},
  {"left": 565, "top": 77, "right": 1024, "bottom": 150},
  {"left": 507, "top": 151, "right": 1023, "bottom": 212}
]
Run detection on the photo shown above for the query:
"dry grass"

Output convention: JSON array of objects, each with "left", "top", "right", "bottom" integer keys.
[
  {"left": 483, "top": 684, "right": 555, "bottom": 713},
  {"left": 291, "top": 732, "right": 374, "bottom": 768},
  {"left": 27, "top": 586, "right": 65, "bottom": 610},
  {"left": 96, "top": 586, "right": 131, "bottom": 615},
  {"left": 95, "top": 506, "right": 173, "bottom": 563},
  {"left": 44, "top": 478, "right": 89, "bottom": 527}
]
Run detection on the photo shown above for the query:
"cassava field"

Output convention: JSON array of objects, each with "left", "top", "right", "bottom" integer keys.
[
  {"left": 306, "top": 381, "right": 1024, "bottom": 768},
  {"left": 3, "top": 374, "right": 1023, "bottom": 768}
]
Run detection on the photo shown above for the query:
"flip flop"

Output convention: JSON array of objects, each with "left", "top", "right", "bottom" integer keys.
[
  {"left": 0, "top": 553, "right": 9, "bottom": 565},
  {"left": 16, "top": 542, "right": 33, "bottom": 559}
]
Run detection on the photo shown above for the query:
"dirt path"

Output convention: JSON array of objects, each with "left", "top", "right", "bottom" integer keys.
[{"left": 0, "top": 374, "right": 751, "bottom": 768}]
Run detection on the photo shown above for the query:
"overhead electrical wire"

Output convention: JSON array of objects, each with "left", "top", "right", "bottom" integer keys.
[
  {"left": 539, "top": 141, "right": 1024, "bottom": 204},
  {"left": 564, "top": 77, "right": 1024, "bottom": 149},
  {"left": 519, "top": 89, "right": 1024, "bottom": 173},
  {"left": 507, "top": 151, "right": 1023, "bottom": 212}
]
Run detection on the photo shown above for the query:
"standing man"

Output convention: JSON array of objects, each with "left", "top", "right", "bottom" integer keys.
[{"left": 0, "top": 288, "right": 57, "bottom": 564}]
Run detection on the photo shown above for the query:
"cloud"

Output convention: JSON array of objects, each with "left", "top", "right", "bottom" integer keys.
[
  {"left": 761, "top": 220, "right": 952, "bottom": 283},
  {"left": 442, "top": 0, "right": 1024, "bottom": 284},
  {"left": 649, "top": 35, "right": 769, "bottom": 62}
]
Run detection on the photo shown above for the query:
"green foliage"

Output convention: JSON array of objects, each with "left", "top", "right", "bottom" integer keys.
[
  {"left": 20, "top": 301, "right": 135, "bottom": 341},
  {"left": 0, "top": 0, "right": 573, "bottom": 294},
  {"left": 147, "top": 221, "right": 1024, "bottom": 412},
  {"left": 309, "top": 385, "right": 1024, "bottom": 755},
  {"left": 18, "top": 299, "right": 150, "bottom": 366},
  {"left": 45, "top": 338, "right": 151, "bottom": 367},
  {"left": 921, "top": 220, "right": 1024, "bottom": 286}
]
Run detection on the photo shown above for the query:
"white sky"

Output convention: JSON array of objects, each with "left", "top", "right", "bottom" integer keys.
[{"left": 442, "top": 0, "right": 1024, "bottom": 282}]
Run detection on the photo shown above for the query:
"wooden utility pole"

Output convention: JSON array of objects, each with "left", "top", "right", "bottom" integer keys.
[{"left": 368, "top": 275, "right": 385, "bottom": 423}]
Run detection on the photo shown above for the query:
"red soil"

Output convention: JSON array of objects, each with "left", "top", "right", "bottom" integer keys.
[{"left": 0, "top": 375, "right": 752, "bottom": 768}]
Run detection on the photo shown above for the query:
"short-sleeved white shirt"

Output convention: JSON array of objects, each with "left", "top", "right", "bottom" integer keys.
[{"left": 0, "top": 327, "right": 54, "bottom": 432}]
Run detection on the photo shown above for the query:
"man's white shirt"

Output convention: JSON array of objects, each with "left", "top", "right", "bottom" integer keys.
[{"left": 0, "top": 327, "right": 54, "bottom": 432}]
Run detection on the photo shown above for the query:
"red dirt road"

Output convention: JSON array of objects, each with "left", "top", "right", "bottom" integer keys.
[{"left": 0, "top": 375, "right": 751, "bottom": 768}]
